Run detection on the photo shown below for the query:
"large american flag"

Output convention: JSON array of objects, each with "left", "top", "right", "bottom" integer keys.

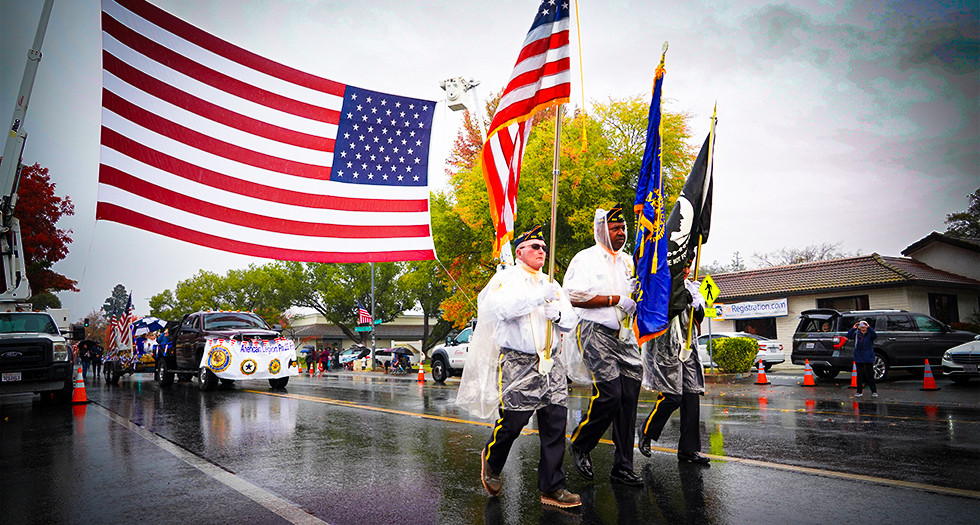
[
  {"left": 98, "top": 0, "right": 436, "bottom": 263},
  {"left": 481, "top": 0, "right": 571, "bottom": 257}
]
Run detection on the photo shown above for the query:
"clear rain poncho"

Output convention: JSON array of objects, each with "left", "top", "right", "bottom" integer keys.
[
  {"left": 560, "top": 208, "right": 641, "bottom": 384},
  {"left": 455, "top": 263, "right": 576, "bottom": 419}
]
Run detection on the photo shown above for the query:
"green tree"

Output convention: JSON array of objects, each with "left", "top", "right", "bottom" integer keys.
[
  {"left": 149, "top": 265, "right": 288, "bottom": 327},
  {"left": 399, "top": 260, "right": 453, "bottom": 351},
  {"left": 102, "top": 284, "right": 129, "bottom": 317},
  {"left": 30, "top": 291, "right": 61, "bottom": 310},
  {"left": 269, "top": 261, "right": 409, "bottom": 343},
  {"left": 945, "top": 187, "right": 980, "bottom": 238},
  {"left": 433, "top": 95, "right": 697, "bottom": 327}
]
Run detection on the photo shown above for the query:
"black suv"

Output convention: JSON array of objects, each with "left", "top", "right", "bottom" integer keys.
[{"left": 792, "top": 309, "right": 976, "bottom": 380}]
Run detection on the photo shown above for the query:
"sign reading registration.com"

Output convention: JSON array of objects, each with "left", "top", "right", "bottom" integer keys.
[{"left": 716, "top": 298, "right": 789, "bottom": 320}]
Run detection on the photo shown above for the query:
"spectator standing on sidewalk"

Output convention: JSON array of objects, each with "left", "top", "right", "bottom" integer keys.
[{"left": 847, "top": 320, "right": 878, "bottom": 397}]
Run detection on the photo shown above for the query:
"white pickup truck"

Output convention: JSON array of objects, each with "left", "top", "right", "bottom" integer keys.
[{"left": 427, "top": 327, "right": 471, "bottom": 383}]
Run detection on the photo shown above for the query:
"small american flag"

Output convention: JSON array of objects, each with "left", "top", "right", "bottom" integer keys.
[
  {"left": 481, "top": 0, "right": 571, "bottom": 257},
  {"left": 357, "top": 301, "right": 373, "bottom": 325},
  {"left": 98, "top": 0, "right": 436, "bottom": 263},
  {"left": 117, "top": 293, "right": 135, "bottom": 350}
]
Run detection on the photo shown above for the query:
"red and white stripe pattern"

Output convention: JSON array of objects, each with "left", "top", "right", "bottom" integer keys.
[
  {"left": 357, "top": 301, "right": 373, "bottom": 325},
  {"left": 481, "top": 0, "right": 571, "bottom": 257},
  {"left": 98, "top": 0, "right": 436, "bottom": 263}
]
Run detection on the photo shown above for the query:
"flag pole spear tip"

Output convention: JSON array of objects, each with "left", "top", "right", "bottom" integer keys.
[{"left": 655, "top": 41, "right": 668, "bottom": 81}]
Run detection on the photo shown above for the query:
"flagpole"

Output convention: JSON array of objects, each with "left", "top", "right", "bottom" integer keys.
[
  {"left": 685, "top": 104, "right": 717, "bottom": 354},
  {"left": 370, "top": 262, "right": 376, "bottom": 371},
  {"left": 543, "top": 105, "right": 563, "bottom": 361}
]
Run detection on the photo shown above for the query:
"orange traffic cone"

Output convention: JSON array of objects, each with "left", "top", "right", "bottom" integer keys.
[
  {"left": 71, "top": 366, "right": 89, "bottom": 404},
  {"left": 802, "top": 359, "right": 816, "bottom": 387},
  {"left": 848, "top": 362, "right": 858, "bottom": 389},
  {"left": 417, "top": 360, "right": 425, "bottom": 383},
  {"left": 318, "top": 362, "right": 324, "bottom": 377},
  {"left": 920, "top": 359, "right": 940, "bottom": 391},
  {"left": 754, "top": 358, "right": 770, "bottom": 385}
]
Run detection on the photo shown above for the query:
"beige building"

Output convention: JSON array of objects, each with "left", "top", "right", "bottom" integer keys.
[
  {"left": 287, "top": 310, "right": 437, "bottom": 358},
  {"left": 706, "top": 233, "right": 980, "bottom": 351}
]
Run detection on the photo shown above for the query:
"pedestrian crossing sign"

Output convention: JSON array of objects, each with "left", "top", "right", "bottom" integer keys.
[{"left": 699, "top": 275, "right": 720, "bottom": 306}]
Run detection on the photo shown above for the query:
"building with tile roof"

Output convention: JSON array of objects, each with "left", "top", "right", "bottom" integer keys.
[{"left": 702, "top": 233, "right": 980, "bottom": 357}]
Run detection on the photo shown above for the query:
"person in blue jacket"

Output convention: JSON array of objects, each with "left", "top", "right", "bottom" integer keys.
[{"left": 847, "top": 320, "right": 878, "bottom": 398}]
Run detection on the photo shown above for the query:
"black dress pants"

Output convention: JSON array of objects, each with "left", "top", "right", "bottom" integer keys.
[
  {"left": 641, "top": 392, "right": 701, "bottom": 453},
  {"left": 484, "top": 404, "right": 567, "bottom": 493},
  {"left": 570, "top": 375, "right": 641, "bottom": 471}
]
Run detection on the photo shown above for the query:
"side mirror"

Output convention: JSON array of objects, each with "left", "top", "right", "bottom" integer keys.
[
  {"left": 272, "top": 323, "right": 283, "bottom": 332},
  {"left": 446, "top": 336, "right": 452, "bottom": 346}
]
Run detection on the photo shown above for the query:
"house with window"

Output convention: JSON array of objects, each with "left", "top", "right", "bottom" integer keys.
[{"left": 706, "top": 232, "right": 980, "bottom": 351}]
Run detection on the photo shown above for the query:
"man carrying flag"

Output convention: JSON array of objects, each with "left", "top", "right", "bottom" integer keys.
[
  {"left": 638, "top": 111, "right": 716, "bottom": 465},
  {"left": 480, "top": 0, "right": 571, "bottom": 261},
  {"left": 563, "top": 205, "right": 643, "bottom": 486}
]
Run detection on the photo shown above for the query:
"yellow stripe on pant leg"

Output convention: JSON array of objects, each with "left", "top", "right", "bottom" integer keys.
[
  {"left": 643, "top": 393, "right": 667, "bottom": 436},
  {"left": 570, "top": 324, "right": 599, "bottom": 443},
  {"left": 485, "top": 352, "right": 506, "bottom": 460}
]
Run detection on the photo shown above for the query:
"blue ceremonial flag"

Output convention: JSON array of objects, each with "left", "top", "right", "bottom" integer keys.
[{"left": 632, "top": 61, "right": 671, "bottom": 344}]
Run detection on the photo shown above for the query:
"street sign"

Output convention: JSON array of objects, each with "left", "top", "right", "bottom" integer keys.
[
  {"left": 699, "top": 275, "right": 720, "bottom": 306},
  {"left": 704, "top": 307, "right": 718, "bottom": 318},
  {"left": 354, "top": 326, "right": 372, "bottom": 332}
]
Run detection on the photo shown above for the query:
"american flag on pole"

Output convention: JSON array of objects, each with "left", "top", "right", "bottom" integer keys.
[
  {"left": 481, "top": 0, "right": 571, "bottom": 257},
  {"left": 357, "top": 300, "right": 373, "bottom": 325},
  {"left": 117, "top": 292, "right": 135, "bottom": 350},
  {"left": 98, "top": 0, "right": 436, "bottom": 263}
]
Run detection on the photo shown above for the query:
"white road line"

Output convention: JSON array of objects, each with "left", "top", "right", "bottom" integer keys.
[{"left": 92, "top": 403, "right": 331, "bottom": 525}]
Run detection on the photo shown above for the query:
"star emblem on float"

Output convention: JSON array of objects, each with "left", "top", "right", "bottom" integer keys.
[{"left": 240, "top": 359, "right": 257, "bottom": 375}]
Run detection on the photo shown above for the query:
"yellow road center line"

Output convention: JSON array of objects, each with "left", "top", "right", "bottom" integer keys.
[{"left": 246, "top": 389, "right": 980, "bottom": 500}]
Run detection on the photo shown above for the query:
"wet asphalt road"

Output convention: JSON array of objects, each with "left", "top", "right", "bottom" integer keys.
[{"left": 2, "top": 367, "right": 979, "bottom": 524}]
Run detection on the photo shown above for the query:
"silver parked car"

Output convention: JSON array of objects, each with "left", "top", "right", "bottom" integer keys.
[
  {"left": 942, "top": 334, "right": 980, "bottom": 384},
  {"left": 697, "top": 332, "right": 785, "bottom": 371}
]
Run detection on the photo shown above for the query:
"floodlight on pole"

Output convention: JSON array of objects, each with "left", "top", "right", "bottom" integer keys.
[{"left": 439, "top": 77, "right": 486, "bottom": 142}]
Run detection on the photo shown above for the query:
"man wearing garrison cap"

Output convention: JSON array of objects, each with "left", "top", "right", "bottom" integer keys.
[
  {"left": 476, "top": 225, "right": 581, "bottom": 509},
  {"left": 562, "top": 205, "right": 644, "bottom": 486}
]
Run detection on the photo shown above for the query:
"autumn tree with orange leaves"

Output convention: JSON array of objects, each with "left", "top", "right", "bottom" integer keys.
[
  {"left": 432, "top": 95, "right": 698, "bottom": 328},
  {"left": 11, "top": 162, "right": 77, "bottom": 298}
]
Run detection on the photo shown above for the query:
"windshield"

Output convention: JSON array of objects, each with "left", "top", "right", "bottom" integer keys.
[
  {"left": 203, "top": 312, "right": 269, "bottom": 330},
  {"left": 0, "top": 313, "right": 60, "bottom": 335}
]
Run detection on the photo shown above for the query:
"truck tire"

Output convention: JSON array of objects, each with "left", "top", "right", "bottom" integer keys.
[
  {"left": 269, "top": 377, "right": 289, "bottom": 389},
  {"left": 199, "top": 367, "right": 218, "bottom": 391},
  {"left": 53, "top": 378, "right": 73, "bottom": 403},
  {"left": 431, "top": 356, "right": 448, "bottom": 384},
  {"left": 158, "top": 358, "right": 175, "bottom": 387}
]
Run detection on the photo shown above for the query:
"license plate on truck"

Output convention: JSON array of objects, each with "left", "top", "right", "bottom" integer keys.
[
  {"left": 965, "top": 364, "right": 978, "bottom": 373},
  {"left": 2, "top": 372, "right": 22, "bottom": 382}
]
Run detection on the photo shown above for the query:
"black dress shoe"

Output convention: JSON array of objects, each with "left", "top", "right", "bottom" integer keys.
[
  {"left": 638, "top": 435, "right": 652, "bottom": 458},
  {"left": 677, "top": 450, "right": 710, "bottom": 465},
  {"left": 609, "top": 467, "right": 643, "bottom": 486},
  {"left": 570, "top": 444, "right": 594, "bottom": 480}
]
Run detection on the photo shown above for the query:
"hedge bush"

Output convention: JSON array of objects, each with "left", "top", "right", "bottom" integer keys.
[{"left": 711, "top": 337, "right": 759, "bottom": 373}]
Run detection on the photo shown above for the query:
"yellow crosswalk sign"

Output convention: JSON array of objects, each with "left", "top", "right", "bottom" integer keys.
[{"left": 699, "top": 275, "right": 720, "bottom": 306}]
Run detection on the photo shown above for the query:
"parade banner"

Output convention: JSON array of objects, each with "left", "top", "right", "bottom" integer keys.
[
  {"left": 717, "top": 298, "right": 788, "bottom": 320},
  {"left": 200, "top": 338, "right": 299, "bottom": 380}
]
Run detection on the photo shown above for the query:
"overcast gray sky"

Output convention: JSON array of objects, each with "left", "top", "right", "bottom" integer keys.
[{"left": 1, "top": 0, "right": 977, "bottom": 320}]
